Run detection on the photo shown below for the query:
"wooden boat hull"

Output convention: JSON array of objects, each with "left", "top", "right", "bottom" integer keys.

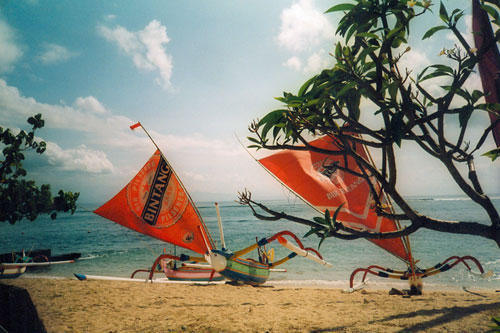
[
  {"left": 164, "top": 266, "right": 224, "bottom": 282},
  {"left": 0, "top": 264, "right": 26, "bottom": 279},
  {"left": 219, "top": 257, "right": 270, "bottom": 286}
]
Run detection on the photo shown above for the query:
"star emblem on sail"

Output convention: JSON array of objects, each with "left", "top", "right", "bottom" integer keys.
[
  {"left": 258, "top": 135, "right": 411, "bottom": 263},
  {"left": 94, "top": 125, "right": 215, "bottom": 255}
]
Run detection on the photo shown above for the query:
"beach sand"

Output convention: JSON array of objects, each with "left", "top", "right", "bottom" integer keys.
[{"left": 2, "top": 277, "right": 500, "bottom": 332}]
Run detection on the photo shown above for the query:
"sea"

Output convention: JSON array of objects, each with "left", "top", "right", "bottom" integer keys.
[{"left": 1, "top": 196, "right": 500, "bottom": 291}]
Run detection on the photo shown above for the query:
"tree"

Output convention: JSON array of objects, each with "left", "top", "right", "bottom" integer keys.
[
  {"left": 240, "top": 0, "right": 500, "bottom": 248},
  {"left": 0, "top": 114, "right": 79, "bottom": 224}
]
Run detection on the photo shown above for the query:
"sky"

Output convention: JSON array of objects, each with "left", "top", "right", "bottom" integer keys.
[{"left": 0, "top": 0, "right": 498, "bottom": 204}]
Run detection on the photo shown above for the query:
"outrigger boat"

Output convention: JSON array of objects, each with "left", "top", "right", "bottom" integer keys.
[
  {"left": 0, "top": 264, "right": 26, "bottom": 279},
  {"left": 0, "top": 249, "right": 81, "bottom": 269},
  {"left": 251, "top": 135, "right": 492, "bottom": 293},
  {"left": 0, "top": 249, "right": 80, "bottom": 278},
  {"left": 91, "top": 122, "right": 331, "bottom": 285}
]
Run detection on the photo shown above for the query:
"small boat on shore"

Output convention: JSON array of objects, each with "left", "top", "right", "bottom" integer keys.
[
  {"left": 0, "top": 264, "right": 26, "bottom": 279},
  {"left": 0, "top": 249, "right": 81, "bottom": 276},
  {"left": 130, "top": 257, "right": 224, "bottom": 282},
  {"left": 0, "top": 249, "right": 81, "bottom": 265}
]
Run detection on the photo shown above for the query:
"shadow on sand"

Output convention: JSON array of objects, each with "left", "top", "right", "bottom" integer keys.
[{"left": 310, "top": 301, "right": 500, "bottom": 333}]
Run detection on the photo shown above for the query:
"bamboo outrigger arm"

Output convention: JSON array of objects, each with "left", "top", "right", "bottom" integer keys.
[{"left": 348, "top": 255, "right": 493, "bottom": 290}]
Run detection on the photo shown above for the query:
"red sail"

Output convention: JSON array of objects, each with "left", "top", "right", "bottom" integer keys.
[
  {"left": 94, "top": 150, "right": 214, "bottom": 255},
  {"left": 473, "top": 0, "right": 500, "bottom": 147},
  {"left": 259, "top": 136, "right": 411, "bottom": 263}
]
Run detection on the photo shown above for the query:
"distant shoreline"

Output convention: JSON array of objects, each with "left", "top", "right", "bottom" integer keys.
[{"left": 75, "top": 194, "right": 500, "bottom": 206}]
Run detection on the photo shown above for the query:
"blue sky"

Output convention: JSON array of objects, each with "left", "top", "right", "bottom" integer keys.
[{"left": 0, "top": 0, "right": 498, "bottom": 204}]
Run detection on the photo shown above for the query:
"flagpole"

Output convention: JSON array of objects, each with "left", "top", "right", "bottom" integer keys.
[{"left": 130, "top": 121, "right": 216, "bottom": 250}]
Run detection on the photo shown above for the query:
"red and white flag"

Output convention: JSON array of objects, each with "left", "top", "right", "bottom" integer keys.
[{"left": 130, "top": 122, "right": 142, "bottom": 131}]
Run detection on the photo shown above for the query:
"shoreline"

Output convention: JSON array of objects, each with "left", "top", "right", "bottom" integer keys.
[
  {"left": 3, "top": 276, "right": 499, "bottom": 332},
  {"left": 20, "top": 273, "right": 500, "bottom": 292}
]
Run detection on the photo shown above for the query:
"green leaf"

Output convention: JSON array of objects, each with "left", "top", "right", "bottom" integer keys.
[
  {"left": 331, "top": 203, "right": 345, "bottom": 224},
  {"left": 325, "top": 3, "right": 356, "bottom": 13},
  {"left": 471, "top": 90, "right": 484, "bottom": 103},
  {"left": 318, "top": 232, "right": 329, "bottom": 249},
  {"left": 345, "top": 23, "right": 358, "bottom": 43},
  {"left": 457, "top": 104, "right": 474, "bottom": 127},
  {"left": 298, "top": 76, "right": 317, "bottom": 97},
  {"left": 422, "top": 25, "right": 448, "bottom": 39},
  {"left": 482, "top": 148, "right": 500, "bottom": 161},
  {"left": 439, "top": 1, "right": 449, "bottom": 23},
  {"left": 357, "top": 46, "right": 378, "bottom": 64},
  {"left": 419, "top": 70, "right": 451, "bottom": 82},
  {"left": 259, "top": 109, "right": 286, "bottom": 139},
  {"left": 324, "top": 209, "right": 332, "bottom": 228},
  {"left": 313, "top": 216, "right": 327, "bottom": 225},
  {"left": 247, "top": 136, "right": 260, "bottom": 144},
  {"left": 386, "top": 26, "right": 403, "bottom": 41},
  {"left": 388, "top": 81, "right": 399, "bottom": 101},
  {"left": 305, "top": 99, "right": 320, "bottom": 107},
  {"left": 304, "top": 226, "right": 324, "bottom": 238},
  {"left": 335, "top": 42, "right": 342, "bottom": 58},
  {"left": 355, "top": 32, "right": 380, "bottom": 40},
  {"left": 430, "top": 64, "right": 453, "bottom": 74},
  {"left": 482, "top": 4, "right": 500, "bottom": 23},
  {"left": 338, "top": 81, "right": 357, "bottom": 98}
]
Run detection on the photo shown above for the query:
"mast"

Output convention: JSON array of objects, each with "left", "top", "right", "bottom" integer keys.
[{"left": 215, "top": 202, "right": 227, "bottom": 251}]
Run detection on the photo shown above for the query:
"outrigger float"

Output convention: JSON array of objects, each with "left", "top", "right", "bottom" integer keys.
[{"left": 85, "top": 122, "right": 331, "bottom": 285}]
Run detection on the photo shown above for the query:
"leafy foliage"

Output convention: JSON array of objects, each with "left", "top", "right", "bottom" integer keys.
[
  {"left": 243, "top": 0, "right": 500, "bottom": 247},
  {"left": 490, "top": 316, "right": 500, "bottom": 331},
  {"left": 0, "top": 114, "right": 79, "bottom": 224}
]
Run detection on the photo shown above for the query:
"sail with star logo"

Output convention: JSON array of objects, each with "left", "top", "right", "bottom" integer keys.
[
  {"left": 258, "top": 135, "right": 411, "bottom": 263},
  {"left": 94, "top": 149, "right": 215, "bottom": 255}
]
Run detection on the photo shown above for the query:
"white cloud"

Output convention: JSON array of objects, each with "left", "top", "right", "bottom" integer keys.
[
  {"left": 277, "top": 0, "right": 335, "bottom": 52},
  {"left": 98, "top": 20, "right": 173, "bottom": 89},
  {"left": 0, "top": 78, "right": 253, "bottom": 193},
  {"left": 45, "top": 143, "right": 114, "bottom": 174},
  {"left": 398, "top": 48, "right": 431, "bottom": 75},
  {"left": 284, "top": 56, "right": 302, "bottom": 71},
  {"left": 303, "top": 50, "right": 331, "bottom": 73},
  {"left": 283, "top": 50, "right": 332, "bottom": 74},
  {"left": 38, "top": 43, "right": 77, "bottom": 65},
  {"left": 73, "top": 96, "right": 108, "bottom": 115},
  {"left": 0, "top": 19, "right": 23, "bottom": 73},
  {"left": 0, "top": 78, "right": 137, "bottom": 149}
]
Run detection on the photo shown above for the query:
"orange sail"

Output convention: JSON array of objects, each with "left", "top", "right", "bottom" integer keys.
[
  {"left": 258, "top": 136, "right": 411, "bottom": 263},
  {"left": 94, "top": 150, "right": 214, "bottom": 255}
]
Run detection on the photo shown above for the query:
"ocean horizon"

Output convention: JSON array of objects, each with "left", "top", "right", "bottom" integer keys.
[{"left": 1, "top": 195, "right": 499, "bottom": 291}]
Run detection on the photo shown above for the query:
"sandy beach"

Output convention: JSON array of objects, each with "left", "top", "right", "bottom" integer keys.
[{"left": 1, "top": 277, "right": 499, "bottom": 332}]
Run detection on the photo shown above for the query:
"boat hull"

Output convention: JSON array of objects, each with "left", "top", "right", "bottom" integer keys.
[
  {"left": 0, "top": 249, "right": 81, "bottom": 262},
  {"left": 220, "top": 257, "right": 270, "bottom": 286},
  {"left": 0, "top": 265, "right": 26, "bottom": 279},
  {"left": 164, "top": 267, "right": 224, "bottom": 282}
]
